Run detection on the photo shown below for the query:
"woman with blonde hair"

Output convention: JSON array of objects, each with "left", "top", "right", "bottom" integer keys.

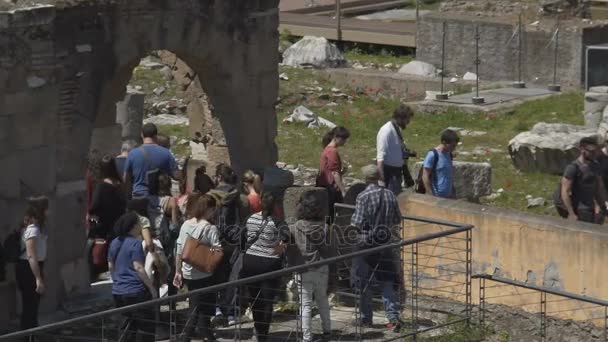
[{"left": 243, "top": 170, "right": 263, "bottom": 213}]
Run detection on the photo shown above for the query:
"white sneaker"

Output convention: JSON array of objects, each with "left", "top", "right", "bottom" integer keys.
[{"left": 227, "top": 315, "right": 239, "bottom": 326}]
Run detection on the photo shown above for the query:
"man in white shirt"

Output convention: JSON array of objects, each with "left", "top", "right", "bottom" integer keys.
[{"left": 376, "top": 105, "right": 415, "bottom": 195}]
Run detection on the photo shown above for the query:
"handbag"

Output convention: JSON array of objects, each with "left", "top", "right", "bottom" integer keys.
[
  {"left": 91, "top": 239, "right": 109, "bottom": 269},
  {"left": 181, "top": 223, "right": 224, "bottom": 273}
]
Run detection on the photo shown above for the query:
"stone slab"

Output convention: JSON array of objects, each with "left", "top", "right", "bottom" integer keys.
[
  {"left": 413, "top": 161, "right": 492, "bottom": 200},
  {"left": 415, "top": 87, "right": 561, "bottom": 114},
  {"left": 90, "top": 124, "right": 122, "bottom": 157}
]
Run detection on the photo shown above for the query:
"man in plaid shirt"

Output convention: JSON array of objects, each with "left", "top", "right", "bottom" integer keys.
[{"left": 350, "top": 165, "right": 403, "bottom": 331}]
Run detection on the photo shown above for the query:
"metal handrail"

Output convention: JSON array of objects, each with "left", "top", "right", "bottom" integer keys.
[
  {"left": 473, "top": 274, "right": 608, "bottom": 307},
  {"left": 0, "top": 220, "right": 473, "bottom": 340},
  {"left": 334, "top": 203, "right": 470, "bottom": 229}
]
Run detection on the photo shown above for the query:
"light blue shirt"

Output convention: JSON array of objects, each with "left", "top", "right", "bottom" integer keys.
[{"left": 423, "top": 149, "right": 453, "bottom": 198}]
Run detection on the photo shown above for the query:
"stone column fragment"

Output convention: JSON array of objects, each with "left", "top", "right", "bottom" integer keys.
[{"left": 116, "top": 88, "right": 145, "bottom": 142}]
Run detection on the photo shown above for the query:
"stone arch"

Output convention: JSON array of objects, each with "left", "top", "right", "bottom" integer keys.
[{"left": 0, "top": 0, "right": 279, "bottom": 318}]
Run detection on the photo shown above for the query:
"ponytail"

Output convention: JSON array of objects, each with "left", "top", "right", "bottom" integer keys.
[
  {"left": 243, "top": 170, "right": 263, "bottom": 194},
  {"left": 322, "top": 130, "right": 335, "bottom": 148},
  {"left": 216, "top": 163, "right": 238, "bottom": 185}
]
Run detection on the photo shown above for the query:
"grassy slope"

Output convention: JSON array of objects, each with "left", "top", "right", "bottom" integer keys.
[{"left": 276, "top": 66, "right": 583, "bottom": 216}]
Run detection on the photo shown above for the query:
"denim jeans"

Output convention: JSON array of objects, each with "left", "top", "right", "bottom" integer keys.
[
  {"left": 351, "top": 256, "right": 400, "bottom": 323},
  {"left": 297, "top": 266, "right": 331, "bottom": 342}
]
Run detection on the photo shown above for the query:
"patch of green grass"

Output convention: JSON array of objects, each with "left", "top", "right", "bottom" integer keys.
[
  {"left": 277, "top": 66, "right": 584, "bottom": 217},
  {"left": 130, "top": 66, "right": 179, "bottom": 101},
  {"left": 344, "top": 50, "right": 413, "bottom": 67},
  {"left": 157, "top": 125, "right": 191, "bottom": 157}
]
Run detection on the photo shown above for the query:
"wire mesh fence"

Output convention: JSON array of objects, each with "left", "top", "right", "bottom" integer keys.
[
  {"left": 474, "top": 274, "right": 608, "bottom": 342},
  {"left": 0, "top": 209, "right": 473, "bottom": 342}
]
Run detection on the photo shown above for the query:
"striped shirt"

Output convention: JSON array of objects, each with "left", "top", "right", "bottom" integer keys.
[{"left": 245, "top": 213, "right": 290, "bottom": 259}]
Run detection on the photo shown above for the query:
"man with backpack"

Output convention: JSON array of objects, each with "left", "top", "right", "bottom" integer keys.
[
  {"left": 124, "top": 123, "right": 182, "bottom": 253},
  {"left": 421, "top": 129, "right": 460, "bottom": 198},
  {"left": 207, "top": 164, "right": 250, "bottom": 326},
  {"left": 555, "top": 137, "right": 608, "bottom": 224},
  {"left": 376, "top": 104, "right": 416, "bottom": 195},
  {"left": 350, "top": 165, "right": 403, "bottom": 331},
  {"left": 124, "top": 123, "right": 182, "bottom": 198}
]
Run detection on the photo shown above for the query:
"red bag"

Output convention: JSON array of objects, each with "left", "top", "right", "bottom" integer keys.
[{"left": 91, "top": 239, "right": 108, "bottom": 269}]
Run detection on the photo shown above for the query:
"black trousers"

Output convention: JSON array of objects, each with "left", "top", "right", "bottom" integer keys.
[
  {"left": 240, "top": 255, "right": 282, "bottom": 341},
  {"left": 16, "top": 260, "right": 44, "bottom": 331},
  {"left": 113, "top": 291, "right": 155, "bottom": 342},
  {"left": 325, "top": 186, "right": 344, "bottom": 224},
  {"left": 383, "top": 164, "right": 404, "bottom": 195},
  {"left": 183, "top": 277, "right": 216, "bottom": 340},
  {"left": 556, "top": 206, "right": 597, "bottom": 224},
  {"left": 214, "top": 250, "right": 239, "bottom": 318}
]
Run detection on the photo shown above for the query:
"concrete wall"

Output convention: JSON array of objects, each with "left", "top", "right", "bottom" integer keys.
[
  {"left": 0, "top": 0, "right": 280, "bottom": 324},
  {"left": 416, "top": 14, "right": 607, "bottom": 88},
  {"left": 400, "top": 193, "right": 608, "bottom": 322}
]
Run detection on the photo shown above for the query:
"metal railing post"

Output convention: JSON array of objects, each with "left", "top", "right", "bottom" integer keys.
[
  {"left": 336, "top": 0, "right": 342, "bottom": 42},
  {"left": 479, "top": 277, "right": 486, "bottom": 327},
  {"left": 465, "top": 229, "right": 472, "bottom": 325},
  {"left": 540, "top": 291, "right": 547, "bottom": 342},
  {"left": 411, "top": 242, "right": 419, "bottom": 340},
  {"left": 604, "top": 306, "right": 608, "bottom": 342},
  {"left": 472, "top": 24, "right": 485, "bottom": 104}
]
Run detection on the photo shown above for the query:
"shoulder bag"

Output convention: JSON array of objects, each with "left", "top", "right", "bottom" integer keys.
[
  {"left": 228, "top": 218, "right": 269, "bottom": 281},
  {"left": 181, "top": 223, "right": 224, "bottom": 273}
]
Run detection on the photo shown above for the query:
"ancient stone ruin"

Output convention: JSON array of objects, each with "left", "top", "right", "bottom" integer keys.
[{"left": 0, "top": 0, "right": 280, "bottom": 321}]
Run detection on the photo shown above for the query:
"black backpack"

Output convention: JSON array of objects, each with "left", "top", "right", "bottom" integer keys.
[{"left": 3, "top": 228, "right": 24, "bottom": 263}]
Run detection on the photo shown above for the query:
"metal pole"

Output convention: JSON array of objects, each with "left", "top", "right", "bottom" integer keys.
[
  {"left": 540, "top": 291, "right": 547, "bottom": 342},
  {"left": 411, "top": 242, "right": 419, "bottom": 339},
  {"left": 336, "top": 0, "right": 342, "bottom": 42},
  {"left": 548, "top": 16, "right": 561, "bottom": 92},
  {"left": 436, "top": 22, "right": 448, "bottom": 100},
  {"left": 479, "top": 277, "right": 486, "bottom": 327},
  {"left": 472, "top": 24, "right": 485, "bottom": 104},
  {"left": 513, "top": 13, "right": 526, "bottom": 88},
  {"left": 604, "top": 306, "right": 608, "bottom": 342},
  {"left": 465, "top": 229, "right": 472, "bottom": 325}
]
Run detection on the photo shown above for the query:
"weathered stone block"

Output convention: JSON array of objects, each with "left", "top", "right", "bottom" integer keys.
[
  {"left": 590, "top": 86, "right": 608, "bottom": 93},
  {"left": 0, "top": 154, "right": 20, "bottom": 199},
  {"left": 207, "top": 144, "right": 231, "bottom": 177},
  {"left": 115, "top": 89, "right": 145, "bottom": 142},
  {"left": 413, "top": 161, "right": 492, "bottom": 200},
  {"left": 0, "top": 116, "right": 9, "bottom": 142},
  {"left": 19, "top": 146, "right": 56, "bottom": 196},
  {"left": 283, "top": 36, "right": 346, "bottom": 69},
  {"left": 59, "top": 258, "right": 90, "bottom": 296},
  {"left": 11, "top": 109, "right": 56, "bottom": 149},
  {"left": 10, "top": 5, "right": 56, "bottom": 28},
  {"left": 90, "top": 124, "right": 122, "bottom": 156},
  {"left": 0, "top": 281, "right": 16, "bottom": 324},
  {"left": 509, "top": 123, "right": 598, "bottom": 175},
  {"left": 283, "top": 186, "right": 328, "bottom": 223},
  {"left": 584, "top": 92, "right": 608, "bottom": 113}
]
